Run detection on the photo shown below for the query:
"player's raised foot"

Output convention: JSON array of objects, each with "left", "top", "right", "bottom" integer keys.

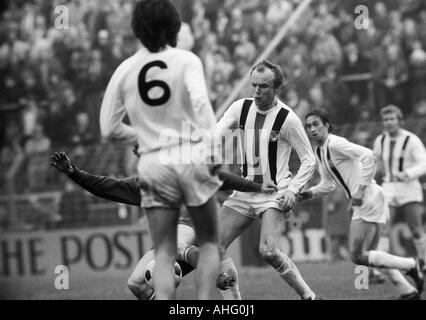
[
  {"left": 398, "top": 291, "right": 421, "bottom": 300},
  {"left": 406, "top": 258, "right": 424, "bottom": 294},
  {"left": 216, "top": 272, "right": 236, "bottom": 290}
]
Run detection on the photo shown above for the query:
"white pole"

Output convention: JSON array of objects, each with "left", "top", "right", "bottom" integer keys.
[{"left": 215, "top": 0, "right": 314, "bottom": 120}]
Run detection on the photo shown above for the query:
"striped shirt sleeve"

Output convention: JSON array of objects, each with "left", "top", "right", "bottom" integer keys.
[
  {"left": 309, "top": 160, "right": 336, "bottom": 197},
  {"left": 405, "top": 135, "right": 426, "bottom": 180},
  {"left": 333, "top": 137, "right": 375, "bottom": 186},
  {"left": 282, "top": 113, "right": 316, "bottom": 195}
]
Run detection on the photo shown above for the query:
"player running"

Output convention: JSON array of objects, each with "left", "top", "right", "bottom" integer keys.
[
  {"left": 373, "top": 105, "right": 426, "bottom": 269},
  {"left": 50, "top": 151, "right": 276, "bottom": 300},
  {"left": 300, "top": 109, "right": 424, "bottom": 299},
  {"left": 100, "top": 0, "right": 221, "bottom": 299},
  {"left": 180, "top": 60, "right": 319, "bottom": 300}
]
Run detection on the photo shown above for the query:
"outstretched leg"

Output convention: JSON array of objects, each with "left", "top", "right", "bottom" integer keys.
[
  {"left": 350, "top": 219, "right": 422, "bottom": 294},
  {"left": 259, "top": 208, "right": 316, "bottom": 300}
]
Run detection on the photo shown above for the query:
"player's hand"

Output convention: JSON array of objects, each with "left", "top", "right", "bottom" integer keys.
[
  {"left": 208, "top": 164, "right": 222, "bottom": 175},
  {"left": 276, "top": 190, "right": 296, "bottom": 212},
  {"left": 260, "top": 182, "right": 278, "bottom": 194},
  {"left": 395, "top": 171, "right": 409, "bottom": 182},
  {"left": 297, "top": 190, "right": 313, "bottom": 201},
  {"left": 133, "top": 144, "right": 140, "bottom": 158},
  {"left": 50, "top": 152, "right": 74, "bottom": 174},
  {"left": 351, "top": 187, "right": 365, "bottom": 207}
]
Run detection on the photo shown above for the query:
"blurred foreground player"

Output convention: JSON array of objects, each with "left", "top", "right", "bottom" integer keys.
[
  {"left": 100, "top": 0, "right": 221, "bottom": 299},
  {"left": 373, "top": 105, "right": 426, "bottom": 269},
  {"left": 300, "top": 109, "right": 423, "bottom": 299},
  {"left": 50, "top": 152, "right": 276, "bottom": 300}
]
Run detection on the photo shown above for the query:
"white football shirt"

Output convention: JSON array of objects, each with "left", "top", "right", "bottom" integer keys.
[
  {"left": 100, "top": 45, "right": 216, "bottom": 154},
  {"left": 373, "top": 129, "right": 426, "bottom": 183},
  {"left": 216, "top": 98, "right": 315, "bottom": 195},
  {"left": 309, "top": 134, "right": 376, "bottom": 199}
]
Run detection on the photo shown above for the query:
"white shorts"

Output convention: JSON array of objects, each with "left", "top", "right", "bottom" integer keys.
[
  {"left": 382, "top": 180, "right": 424, "bottom": 207},
  {"left": 222, "top": 189, "right": 287, "bottom": 219},
  {"left": 352, "top": 183, "right": 389, "bottom": 224},
  {"left": 138, "top": 151, "right": 223, "bottom": 209}
]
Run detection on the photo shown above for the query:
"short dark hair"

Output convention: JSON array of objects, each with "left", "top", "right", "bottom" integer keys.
[
  {"left": 380, "top": 104, "right": 403, "bottom": 120},
  {"left": 250, "top": 60, "right": 286, "bottom": 90},
  {"left": 305, "top": 108, "right": 333, "bottom": 132},
  {"left": 131, "top": 0, "right": 182, "bottom": 53}
]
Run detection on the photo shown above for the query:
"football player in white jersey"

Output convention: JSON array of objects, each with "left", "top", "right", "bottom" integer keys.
[
  {"left": 180, "top": 60, "right": 320, "bottom": 300},
  {"left": 373, "top": 105, "right": 426, "bottom": 269},
  {"left": 300, "top": 109, "right": 424, "bottom": 299},
  {"left": 99, "top": 0, "right": 221, "bottom": 300}
]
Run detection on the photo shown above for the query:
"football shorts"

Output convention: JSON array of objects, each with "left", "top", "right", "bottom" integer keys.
[
  {"left": 138, "top": 150, "right": 223, "bottom": 209},
  {"left": 382, "top": 180, "right": 424, "bottom": 207},
  {"left": 352, "top": 183, "right": 389, "bottom": 224},
  {"left": 222, "top": 189, "right": 289, "bottom": 219}
]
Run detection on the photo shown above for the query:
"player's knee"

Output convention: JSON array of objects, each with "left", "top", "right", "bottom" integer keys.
[
  {"left": 410, "top": 227, "right": 424, "bottom": 240},
  {"left": 259, "top": 245, "right": 280, "bottom": 267}
]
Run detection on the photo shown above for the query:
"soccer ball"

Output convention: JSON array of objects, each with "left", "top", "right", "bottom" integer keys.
[{"left": 144, "top": 260, "right": 182, "bottom": 288}]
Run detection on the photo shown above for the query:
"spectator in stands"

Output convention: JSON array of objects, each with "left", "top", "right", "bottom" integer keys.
[
  {"left": 308, "top": 2, "right": 339, "bottom": 35},
  {"left": 418, "top": 10, "right": 426, "bottom": 47},
  {"left": 70, "top": 112, "right": 96, "bottom": 148},
  {"left": 0, "top": 120, "right": 24, "bottom": 175},
  {"left": 24, "top": 124, "right": 51, "bottom": 191},
  {"left": 341, "top": 42, "right": 371, "bottom": 105},
  {"left": 311, "top": 28, "right": 343, "bottom": 74},
  {"left": 373, "top": 43, "right": 409, "bottom": 112},
  {"left": 279, "top": 34, "right": 309, "bottom": 68},
  {"left": 284, "top": 87, "right": 310, "bottom": 120},
  {"left": 308, "top": 82, "right": 331, "bottom": 115},
  {"left": 372, "top": 2, "right": 391, "bottom": 36},
  {"left": 285, "top": 53, "right": 315, "bottom": 97},
  {"left": 408, "top": 40, "right": 426, "bottom": 104},
  {"left": 321, "top": 64, "right": 352, "bottom": 124},
  {"left": 58, "top": 180, "right": 90, "bottom": 228},
  {"left": 265, "top": 0, "right": 293, "bottom": 27},
  {"left": 233, "top": 31, "right": 256, "bottom": 63}
]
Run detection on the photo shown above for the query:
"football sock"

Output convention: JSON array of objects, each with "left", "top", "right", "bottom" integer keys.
[
  {"left": 368, "top": 251, "right": 416, "bottom": 271},
  {"left": 277, "top": 253, "right": 315, "bottom": 300},
  {"left": 377, "top": 236, "right": 390, "bottom": 252},
  {"left": 219, "top": 258, "right": 241, "bottom": 300},
  {"left": 383, "top": 269, "right": 417, "bottom": 296},
  {"left": 182, "top": 245, "right": 199, "bottom": 268},
  {"left": 413, "top": 234, "right": 426, "bottom": 262}
]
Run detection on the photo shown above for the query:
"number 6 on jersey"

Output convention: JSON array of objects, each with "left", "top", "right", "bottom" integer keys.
[{"left": 138, "top": 60, "right": 171, "bottom": 107}]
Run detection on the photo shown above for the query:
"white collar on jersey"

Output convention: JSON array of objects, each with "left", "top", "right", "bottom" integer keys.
[{"left": 254, "top": 98, "right": 279, "bottom": 115}]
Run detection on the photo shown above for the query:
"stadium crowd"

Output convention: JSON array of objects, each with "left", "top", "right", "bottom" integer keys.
[{"left": 1, "top": 0, "right": 426, "bottom": 232}]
